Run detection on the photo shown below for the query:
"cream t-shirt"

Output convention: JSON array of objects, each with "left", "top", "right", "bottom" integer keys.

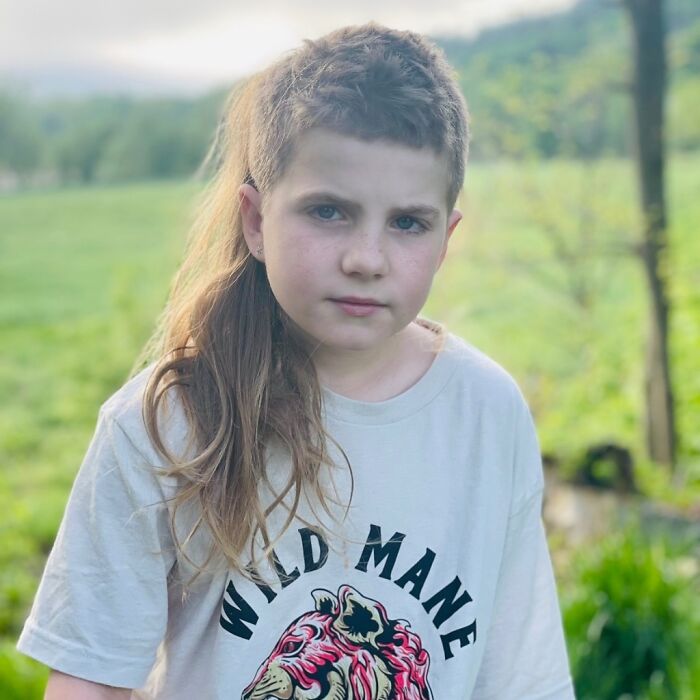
[{"left": 17, "top": 322, "right": 575, "bottom": 699}]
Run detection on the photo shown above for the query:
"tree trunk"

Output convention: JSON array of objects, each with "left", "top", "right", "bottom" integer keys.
[{"left": 622, "top": 0, "right": 676, "bottom": 469}]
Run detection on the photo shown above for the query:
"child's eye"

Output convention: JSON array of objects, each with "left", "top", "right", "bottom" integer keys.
[
  {"left": 394, "top": 215, "right": 427, "bottom": 234},
  {"left": 310, "top": 205, "right": 341, "bottom": 221}
]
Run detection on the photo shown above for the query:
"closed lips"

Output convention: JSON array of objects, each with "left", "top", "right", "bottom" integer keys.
[{"left": 333, "top": 298, "right": 385, "bottom": 305}]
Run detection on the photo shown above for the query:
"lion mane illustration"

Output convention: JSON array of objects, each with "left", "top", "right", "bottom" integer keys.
[{"left": 241, "top": 584, "right": 433, "bottom": 700}]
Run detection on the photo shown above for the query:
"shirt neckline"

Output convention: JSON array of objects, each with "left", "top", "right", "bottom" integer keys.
[{"left": 321, "top": 317, "right": 459, "bottom": 425}]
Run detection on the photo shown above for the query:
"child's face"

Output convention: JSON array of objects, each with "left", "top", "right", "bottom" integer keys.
[{"left": 239, "top": 127, "right": 462, "bottom": 364}]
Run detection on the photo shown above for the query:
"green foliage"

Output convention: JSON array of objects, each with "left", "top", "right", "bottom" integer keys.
[
  {"left": 443, "top": 0, "right": 621, "bottom": 158},
  {"left": 442, "top": 0, "right": 699, "bottom": 160},
  {"left": 562, "top": 517, "right": 700, "bottom": 699},
  {"left": 447, "top": 5, "right": 632, "bottom": 160},
  {"left": 94, "top": 99, "right": 217, "bottom": 182},
  {"left": 668, "top": 75, "right": 700, "bottom": 151},
  {"left": 0, "top": 92, "right": 42, "bottom": 175},
  {"left": 44, "top": 95, "right": 222, "bottom": 185},
  {"left": 0, "top": 642, "right": 47, "bottom": 700}
]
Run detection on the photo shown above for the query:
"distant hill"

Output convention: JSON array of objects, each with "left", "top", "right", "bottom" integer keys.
[{"left": 435, "top": 0, "right": 700, "bottom": 158}]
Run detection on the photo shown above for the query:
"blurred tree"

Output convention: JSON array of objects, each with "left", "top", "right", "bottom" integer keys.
[
  {"left": 94, "top": 99, "right": 216, "bottom": 182},
  {"left": 50, "top": 98, "right": 129, "bottom": 183},
  {"left": 0, "top": 92, "right": 42, "bottom": 179},
  {"left": 621, "top": 0, "right": 677, "bottom": 470}
]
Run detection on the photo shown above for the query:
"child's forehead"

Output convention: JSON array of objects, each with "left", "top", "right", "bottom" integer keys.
[
  {"left": 270, "top": 127, "right": 451, "bottom": 208},
  {"left": 288, "top": 127, "right": 445, "bottom": 169}
]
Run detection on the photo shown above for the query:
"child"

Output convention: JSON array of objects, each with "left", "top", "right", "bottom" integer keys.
[{"left": 17, "top": 22, "right": 576, "bottom": 700}]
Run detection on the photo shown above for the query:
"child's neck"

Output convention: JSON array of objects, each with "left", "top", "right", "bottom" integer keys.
[{"left": 314, "top": 320, "right": 440, "bottom": 402}]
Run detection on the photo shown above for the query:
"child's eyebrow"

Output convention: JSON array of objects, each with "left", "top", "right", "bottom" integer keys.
[{"left": 293, "top": 191, "right": 441, "bottom": 221}]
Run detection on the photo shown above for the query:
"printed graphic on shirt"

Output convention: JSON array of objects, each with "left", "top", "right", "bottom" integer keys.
[
  {"left": 241, "top": 584, "right": 432, "bottom": 700},
  {"left": 220, "top": 524, "right": 478, "bottom": 664}
]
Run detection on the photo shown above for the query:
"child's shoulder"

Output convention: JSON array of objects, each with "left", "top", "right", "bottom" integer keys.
[
  {"left": 98, "top": 362, "right": 193, "bottom": 464},
  {"left": 440, "top": 327, "right": 530, "bottom": 414},
  {"left": 100, "top": 363, "right": 154, "bottom": 417}
]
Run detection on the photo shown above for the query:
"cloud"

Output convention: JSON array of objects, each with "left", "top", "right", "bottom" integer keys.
[{"left": 0, "top": 0, "right": 578, "bottom": 94}]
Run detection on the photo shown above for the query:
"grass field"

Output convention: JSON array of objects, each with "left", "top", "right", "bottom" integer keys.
[{"left": 2, "top": 154, "right": 699, "bottom": 697}]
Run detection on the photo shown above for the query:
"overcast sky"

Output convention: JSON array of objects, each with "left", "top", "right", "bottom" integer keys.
[{"left": 1, "top": 0, "right": 579, "bottom": 96}]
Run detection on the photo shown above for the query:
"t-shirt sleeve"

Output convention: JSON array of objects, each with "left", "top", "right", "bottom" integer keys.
[
  {"left": 15, "top": 404, "right": 178, "bottom": 689},
  {"left": 471, "top": 396, "right": 576, "bottom": 700}
]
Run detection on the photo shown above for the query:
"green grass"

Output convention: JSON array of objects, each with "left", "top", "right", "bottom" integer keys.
[
  {"left": 2, "top": 156, "right": 699, "bottom": 697},
  {"left": 1, "top": 181, "right": 199, "bottom": 694}
]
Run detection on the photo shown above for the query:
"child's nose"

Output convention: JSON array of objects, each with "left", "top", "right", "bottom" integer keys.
[{"left": 340, "top": 232, "right": 389, "bottom": 277}]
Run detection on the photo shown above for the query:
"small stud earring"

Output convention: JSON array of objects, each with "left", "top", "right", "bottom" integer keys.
[{"left": 256, "top": 245, "right": 263, "bottom": 256}]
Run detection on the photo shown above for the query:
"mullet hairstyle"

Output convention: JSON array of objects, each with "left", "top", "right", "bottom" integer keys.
[{"left": 130, "top": 22, "right": 470, "bottom": 586}]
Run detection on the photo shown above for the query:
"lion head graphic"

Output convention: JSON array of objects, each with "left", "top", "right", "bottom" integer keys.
[{"left": 241, "top": 584, "right": 432, "bottom": 700}]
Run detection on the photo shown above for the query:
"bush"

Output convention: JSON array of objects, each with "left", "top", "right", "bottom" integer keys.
[{"left": 562, "top": 515, "right": 700, "bottom": 699}]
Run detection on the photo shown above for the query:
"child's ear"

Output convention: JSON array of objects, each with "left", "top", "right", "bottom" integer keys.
[
  {"left": 238, "top": 184, "right": 265, "bottom": 261},
  {"left": 447, "top": 208, "right": 462, "bottom": 240},
  {"left": 437, "top": 208, "right": 462, "bottom": 270}
]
